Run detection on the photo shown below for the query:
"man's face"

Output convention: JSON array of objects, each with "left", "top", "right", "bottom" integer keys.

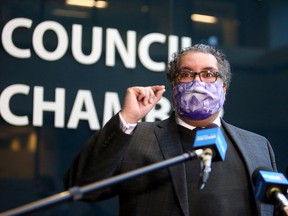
[
  {"left": 174, "top": 51, "right": 225, "bottom": 92},
  {"left": 171, "top": 51, "right": 227, "bottom": 126}
]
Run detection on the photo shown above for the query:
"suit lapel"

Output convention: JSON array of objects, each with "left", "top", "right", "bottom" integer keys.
[
  {"left": 221, "top": 120, "right": 267, "bottom": 176},
  {"left": 154, "top": 116, "right": 189, "bottom": 216},
  {"left": 221, "top": 120, "right": 266, "bottom": 216}
]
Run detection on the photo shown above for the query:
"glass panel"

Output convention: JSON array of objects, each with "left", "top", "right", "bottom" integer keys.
[{"left": 1, "top": 0, "right": 288, "bottom": 215}]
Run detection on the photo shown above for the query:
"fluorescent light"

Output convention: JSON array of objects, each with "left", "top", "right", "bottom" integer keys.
[
  {"left": 66, "top": 0, "right": 94, "bottom": 8},
  {"left": 53, "top": 9, "right": 90, "bottom": 18},
  {"left": 66, "top": 0, "right": 108, "bottom": 8},
  {"left": 191, "top": 14, "right": 218, "bottom": 24},
  {"left": 95, "top": 0, "right": 108, "bottom": 8}
]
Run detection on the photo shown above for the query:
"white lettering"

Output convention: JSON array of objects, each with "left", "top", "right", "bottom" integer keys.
[
  {"left": 106, "top": 28, "right": 136, "bottom": 68},
  {"left": 33, "top": 21, "right": 68, "bottom": 61},
  {"left": 196, "top": 134, "right": 217, "bottom": 141},
  {"left": 263, "top": 173, "right": 283, "bottom": 181},
  {"left": 181, "top": 36, "right": 192, "bottom": 49},
  {"left": 72, "top": 24, "right": 103, "bottom": 65},
  {"left": 0, "top": 84, "right": 173, "bottom": 130},
  {"left": 102, "top": 92, "right": 121, "bottom": 126},
  {"left": 0, "top": 84, "right": 30, "bottom": 125},
  {"left": 1, "top": 18, "right": 32, "bottom": 58},
  {"left": 168, "top": 35, "right": 179, "bottom": 61},
  {"left": 33, "top": 86, "right": 65, "bottom": 127},
  {"left": 1, "top": 18, "right": 192, "bottom": 71},
  {"left": 67, "top": 90, "right": 100, "bottom": 130},
  {"left": 138, "top": 33, "right": 166, "bottom": 72}
]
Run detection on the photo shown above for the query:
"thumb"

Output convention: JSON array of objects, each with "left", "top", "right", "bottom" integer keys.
[
  {"left": 151, "top": 85, "right": 166, "bottom": 102},
  {"left": 151, "top": 85, "right": 166, "bottom": 97}
]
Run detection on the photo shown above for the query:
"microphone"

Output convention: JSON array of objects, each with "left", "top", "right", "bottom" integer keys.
[
  {"left": 193, "top": 127, "right": 227, "bottom": 190},
  {"left": 252, "top": 167, "right": 288, "bottom": 216}
]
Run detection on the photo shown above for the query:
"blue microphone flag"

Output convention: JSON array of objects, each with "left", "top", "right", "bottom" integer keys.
[
  {"left": 254, "top": 170, "right": 288, "bottom": 203},
  {"left": 193, "top": 127, "right": 227, "bottom": 161}
]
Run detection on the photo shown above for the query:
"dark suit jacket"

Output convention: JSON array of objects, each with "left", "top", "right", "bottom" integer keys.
[{"left": 64, "top": 113, "right": 277, "bottom": 216}]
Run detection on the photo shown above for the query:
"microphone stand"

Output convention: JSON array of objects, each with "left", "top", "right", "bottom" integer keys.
[
  {"left": 0, "top": 149, "right": 203, "bottom": 216},
  {"left": 275, "top": 192, "right": 288, "bottom": 216},
  {"left": 282, "top": 205, "right": 288, "bottom": 216}
]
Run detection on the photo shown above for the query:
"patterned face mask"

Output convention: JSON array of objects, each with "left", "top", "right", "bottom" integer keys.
[{"left": 172, "top": 80, "right": 225, "bottom": 121}]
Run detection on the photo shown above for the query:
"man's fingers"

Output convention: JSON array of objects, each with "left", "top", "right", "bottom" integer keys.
[
  {"left": 151, "top": 85, "right": 166, "bottom": 92},
  {"left": 151, "top": 85, "right": 166, "bottom": 99},
  {"left": 136, "top": 87, "right": 149, "bottom": 105},
  {"left": 135, "top": 85, "right": 166, "bottom": 106}
]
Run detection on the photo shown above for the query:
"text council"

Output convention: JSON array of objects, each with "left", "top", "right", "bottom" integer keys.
[{"left": 1, "top": 17, "right": 192, "bottom": 72}]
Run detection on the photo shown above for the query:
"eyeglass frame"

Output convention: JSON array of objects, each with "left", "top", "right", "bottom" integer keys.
[{"left": 174, "top": 69, "right": 223, "bottom": 83}]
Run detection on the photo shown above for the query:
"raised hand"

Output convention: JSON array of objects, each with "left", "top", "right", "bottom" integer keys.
[{"left": 120, "top": 85, "right": 166, "bottom": 124}]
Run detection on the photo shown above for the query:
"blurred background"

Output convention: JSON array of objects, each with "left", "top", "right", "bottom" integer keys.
[{"left": 1, "top": 0, "right": 288, "bottom": 215}]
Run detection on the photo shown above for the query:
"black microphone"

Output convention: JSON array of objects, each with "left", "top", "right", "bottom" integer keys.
[
  {"left": 193, "top": 127, "right": 227, "bottom": 190},
  {"left": 252, "top": 167, "right": 288, "bottom": 216}
]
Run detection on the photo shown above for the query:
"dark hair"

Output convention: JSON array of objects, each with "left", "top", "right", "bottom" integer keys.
[{"left": 167, "top": 44, "right": 232, "bottom": 88}]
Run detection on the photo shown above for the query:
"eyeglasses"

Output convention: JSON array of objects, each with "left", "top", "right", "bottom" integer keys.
[{"left": 175, "top": 69, "right": 222, "bottom": 83}]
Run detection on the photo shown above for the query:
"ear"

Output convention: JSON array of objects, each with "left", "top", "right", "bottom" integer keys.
[
  {"left": 171, "top": 80, "right": 177, "bottom": 88},
  {"left": 223, "top": 85, "right": 227, "bottom": 95}
]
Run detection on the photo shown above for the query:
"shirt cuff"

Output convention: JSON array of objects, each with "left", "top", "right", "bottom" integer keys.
[{"left": 119, "top": 113, "right": 137, "bottom": 134}]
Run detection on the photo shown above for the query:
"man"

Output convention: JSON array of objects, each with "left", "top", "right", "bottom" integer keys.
[{"left": 64, "top": 44, "right": 277, "bottom": 216}]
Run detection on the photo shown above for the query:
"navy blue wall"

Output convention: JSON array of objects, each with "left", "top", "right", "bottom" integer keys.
[{"left": 1, "top": 0, "right": 288, "bottom": 215}]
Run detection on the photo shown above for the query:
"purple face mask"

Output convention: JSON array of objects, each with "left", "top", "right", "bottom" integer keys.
[{"left": 172, "top": 81, "right": 225, "bottom": 121}]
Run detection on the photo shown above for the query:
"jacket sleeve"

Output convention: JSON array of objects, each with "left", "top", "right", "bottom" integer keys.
[{"left": 63, "top": 113, "right": 133, "bottom": 201}]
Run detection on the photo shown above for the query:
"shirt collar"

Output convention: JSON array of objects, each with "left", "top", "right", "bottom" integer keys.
[{"left": 175, "top": 112, "right": 221, "bottom": 130}]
